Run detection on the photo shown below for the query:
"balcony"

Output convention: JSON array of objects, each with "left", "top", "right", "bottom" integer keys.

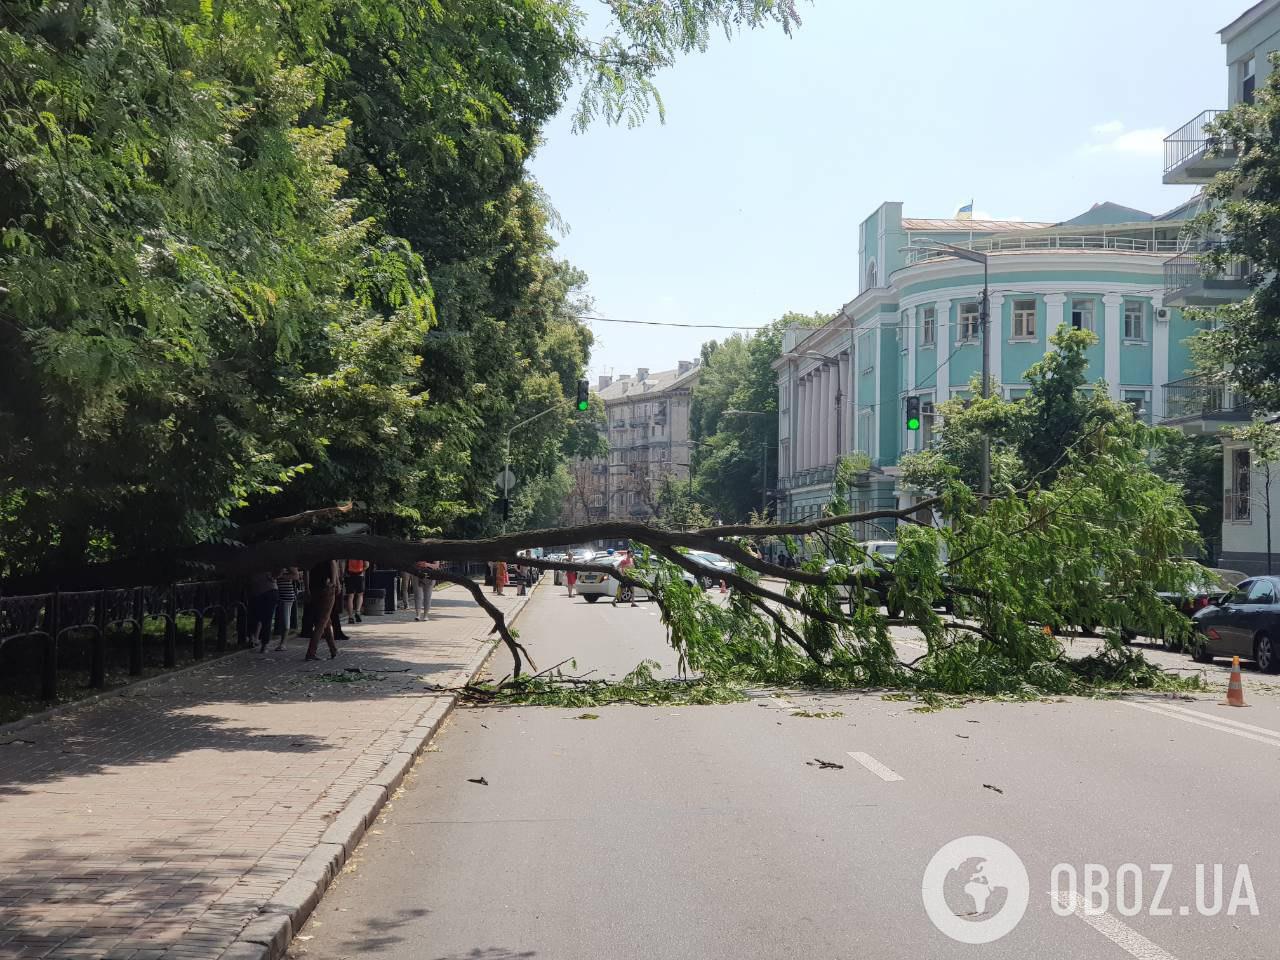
[
  {"left": 1164, "top": 242, "right": 1251, "bottom": 306},
  {"left": 779, "top": 465, "right": 836, "bottom": 491},
  {"left": 1161, "top": 376, "right": 1250, "bottom": 433},
  {"left": 1163, "top": 110, "right": 1235, "bottom": 184},
  {"left": 904, "top": 233, "right": 1180, "bottom": 265}
]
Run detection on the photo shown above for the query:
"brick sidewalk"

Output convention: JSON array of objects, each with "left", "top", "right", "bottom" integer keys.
[{"left": 0, "top": 584, "right": 530, "bottom": 959}]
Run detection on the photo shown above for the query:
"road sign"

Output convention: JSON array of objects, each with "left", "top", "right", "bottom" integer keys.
[{"left": 496, "top": 467, "right": 516, "bottom": 492}]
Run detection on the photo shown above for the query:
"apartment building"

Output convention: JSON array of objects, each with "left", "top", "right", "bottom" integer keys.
[
  {"left": 562, "top": 361, "right": 701, "bottom": 524},
  {"left": 1159, "top": 0, "right": 1280, "bottom": 573}
]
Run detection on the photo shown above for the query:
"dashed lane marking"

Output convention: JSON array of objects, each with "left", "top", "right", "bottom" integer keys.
[
  {"left": 1053, "top": 891, "right": 1181, "bottom": 960},
  {"left": 846, "top": 751, "right": 904, "bottom": 782}
]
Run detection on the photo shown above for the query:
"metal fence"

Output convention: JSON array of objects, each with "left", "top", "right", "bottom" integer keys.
[
  {"left": 1161, "top": 376, "right": 1249, "bottom": 423},
  {"left": 1163, "top": 109, "right": 1228, "bottom": 175},
  {"left": 905, "top": 234, "right": 1181, "bottom": 266},
  {"left": 0, "top": 581, "right": 246, "bottom": 702}
]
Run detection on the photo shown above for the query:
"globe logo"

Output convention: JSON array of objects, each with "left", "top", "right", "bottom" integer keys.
[{"left": 922, "top": 836, "right": 1029, "bottom": 944}]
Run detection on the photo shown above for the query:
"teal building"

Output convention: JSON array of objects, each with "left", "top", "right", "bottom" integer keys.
[{"left": 774, "top": 200, "right": 1196, "bottom": 530}]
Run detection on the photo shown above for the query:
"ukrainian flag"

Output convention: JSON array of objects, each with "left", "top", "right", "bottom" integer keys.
[{"left": 956, "top": 199, "right": 974, "bottom": 221}]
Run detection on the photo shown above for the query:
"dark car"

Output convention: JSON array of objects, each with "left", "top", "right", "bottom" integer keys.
[
  {"left": 1140, "top": 566, "right": 1245, "bottom": 649},
  {"left": 1190, "top": 575, "right": 1280, "bottom": 672}
]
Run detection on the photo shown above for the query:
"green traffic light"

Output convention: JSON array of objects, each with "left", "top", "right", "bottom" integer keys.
[
  {"left": 577, "top": 399, "right": 589, "bottom": 411},
  {"left": 907, "top": 417, "right": 920, "bottom": 431}
]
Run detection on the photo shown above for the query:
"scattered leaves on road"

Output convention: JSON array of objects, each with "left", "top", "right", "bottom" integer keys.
[
  {"left": 790, "top": 710, "right": 844, "bottom": 718},
  {"left": 573, "top": 713, "right": 599, "bottom": 720}
]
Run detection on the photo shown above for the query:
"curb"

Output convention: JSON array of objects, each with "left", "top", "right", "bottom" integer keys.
[{"left": 219, "top": 583, "right": 537, "bottom": 960}]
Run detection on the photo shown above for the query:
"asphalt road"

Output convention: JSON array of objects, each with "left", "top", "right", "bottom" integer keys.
[{"left": 293, "top": 583, "right": 1280, "bottom": 960}]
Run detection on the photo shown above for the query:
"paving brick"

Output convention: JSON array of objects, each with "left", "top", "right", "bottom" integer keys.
[{"left": 0, "top": 589, "right": 529, "bottom": 959}]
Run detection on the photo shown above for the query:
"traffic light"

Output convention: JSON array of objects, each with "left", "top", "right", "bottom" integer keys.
[
  {"left": 905, "top": 395, "right": 921, "bottom": 431},
  {"left": 575, "top": 378, "right": 590, "bottom": 412}
]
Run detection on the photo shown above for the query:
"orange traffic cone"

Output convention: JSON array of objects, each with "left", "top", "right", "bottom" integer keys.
[
  {"left": 1223, "top": 655, "right": 1248, "bottom": 708},
  {"left": 719, "top": 579, "right": 727, "bottom": 594}
]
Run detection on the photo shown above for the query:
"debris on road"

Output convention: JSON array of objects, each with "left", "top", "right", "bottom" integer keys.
[
  {"left": 807, "top": 758, "right": 844, "bottom": 770},
  {"left": 466, "top": 776, "right": 489, "bottom": 786},
  {"left": 790, "top": 710, "right": 844, "bottom": 719},
  {"left": 982, "top": 783, "right": 1004, "bottom": 795},
  {"left": 573, "top": 713, "right": 600, "bottom": 720}
]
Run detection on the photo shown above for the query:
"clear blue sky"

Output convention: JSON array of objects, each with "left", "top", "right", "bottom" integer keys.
[{"left": 529, "top": 0, "right": 1247, "bottom": 381}]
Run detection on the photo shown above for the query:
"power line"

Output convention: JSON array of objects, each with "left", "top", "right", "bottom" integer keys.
[{"left": 575, "top": 314, "right": 767, "bottom": 330}]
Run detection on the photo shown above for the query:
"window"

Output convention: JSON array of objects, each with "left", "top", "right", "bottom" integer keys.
[
  {"left": 1230, "top": 448, "right": 1251, "bottom": 522},
  {"left": 865, "top": 260, "right": 878, "bottom": 290},
  {"left": 1246, "top": 579, "right": 1276, "bottom": 605},
  {"left": 1243, "top": 54, "right": 1257, "bottom": 104},
  {"left": 1012, "top": 298, "right": 1037, "bottom": 339},
  {"left": 958, "top": 302, "right": 980, "bottom": 341},
  {"left": 857, "top": 409, "right": 873, "bottom": 454},
  {"left": 921, "top": 305, "right": 936, "bottom": 346},
  {"left": 1070, "top": 298, "right": 1094, "bottom": 332},
  {"left": 920, "top": 400, "right": 935, "bottom": 448},
  {"left": 1123, "top": 300, "right": 1145, "bottom": 341},
  {"left": 1007, "top": 388, "right": 1030, "bottom": 402},
  {"left": 1123, "top": 389, "right": 1149, "bottom": 424}
]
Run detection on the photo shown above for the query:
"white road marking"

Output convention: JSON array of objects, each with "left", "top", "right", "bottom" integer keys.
[
  {"left": 846, "top": 751, "right": 904, "bottom": 782},
  {"left": 1124, "top": 701, "right": 1280, "bottom": 747},
  {"left": 1143, "top": 700, "right": 1280, "bottom": 738},
  {"left": 1053, "top": 891, "right": 1181, "bottom": 960}
]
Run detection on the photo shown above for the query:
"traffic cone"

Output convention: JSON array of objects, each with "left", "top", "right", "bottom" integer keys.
[{"left": 1223, "top": 655, "right": 1248, "bottom": 708}]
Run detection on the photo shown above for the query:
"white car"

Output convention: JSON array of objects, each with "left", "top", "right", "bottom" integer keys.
[
  {"left": 576, "top": 554, "right": 699, "bottom": 603},
  {"left": 683, "top": 550, "right": 736, "bottom": 587}
]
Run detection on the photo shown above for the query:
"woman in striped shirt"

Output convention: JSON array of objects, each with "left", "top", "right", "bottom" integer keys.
[{"left": 273, "top": 568, "right": 300, "bottom": 651}]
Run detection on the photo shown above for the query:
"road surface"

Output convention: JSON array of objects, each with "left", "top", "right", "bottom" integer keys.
[{"left": 293, "top": 584, "right": 1280, "bottom": 959}]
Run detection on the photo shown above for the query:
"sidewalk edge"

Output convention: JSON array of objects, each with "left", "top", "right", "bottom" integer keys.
[{"left": 219, "top": 582, "right": 538, "bottom": 960}]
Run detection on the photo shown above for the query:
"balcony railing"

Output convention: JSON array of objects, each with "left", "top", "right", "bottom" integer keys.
[
  {"left": 779, "top": 465, "right": 836, "bottom": 491},
  {"left": 1164, "top": 241, "right": 1251, "bottom": 302},
  {"left": 1164, "top": 109, "right": 1230, "bottom": 176},
  {"left": 904, "top": 234, "right": 1180, "bottom": 265},
  {"left": 1161, "top": 376, "right": 1249, "bottom": 422}
]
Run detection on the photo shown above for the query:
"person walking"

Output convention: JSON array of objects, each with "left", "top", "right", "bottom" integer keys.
[
  {"left": 305, "top": 559, "right": 340, "bottom": 661},
  {"left": 272, "top": 567, "right": 299, "bottom": 651},
  {"left": 492, "top": 560, "right": 507, "bottom": 596},
  {"left": 565, "top": 567, "right": 577, "bottom": 597},
  {"left": 247, "top": 570, "right": 279, "bottom": 653},
  {"left": 343, "top": 559, "right": 368, "bottom": 624},
  {"left": 612, "top": 549, "right": 638, "bottom": 607},
  {"left": 413, "top": 560, "right": 437, "bottom": 621}
]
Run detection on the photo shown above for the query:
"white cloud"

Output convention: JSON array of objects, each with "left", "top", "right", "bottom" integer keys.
[{"left": 1081, "top": 121, "right": 1167, "bottom": 157}]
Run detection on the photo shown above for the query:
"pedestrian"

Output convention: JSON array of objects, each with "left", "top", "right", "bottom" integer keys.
[
  {"left": 399, "top": 570, "right": 413, "bottom": 610},
  {"left": 493, "top": 560, "right": 507, "bottom": 596},
  {"left": 272, "top": 567, "right": 299, "bottom": 651},
  {"left": 565, "top": 567, "right": 577, "bottom": 597},
  {"left": 305, "top": 559, "right": 340, "bottom": 661},
  {"left": 413, "top": 560, "right": 437, "bottom": 621},
  {"left": 343, "top": 558, "right": 368, "bottom": 624},
  {"left": 612, "top": 550, "right": 638, "bottom": 607},
  {"left": 247, "top": 570, "right": 278, "bottom": 653}
]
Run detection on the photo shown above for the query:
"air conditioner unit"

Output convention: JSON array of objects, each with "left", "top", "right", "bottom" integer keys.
[{"left": 1156, "top": 307, "right": 1170, "bottom": 320}]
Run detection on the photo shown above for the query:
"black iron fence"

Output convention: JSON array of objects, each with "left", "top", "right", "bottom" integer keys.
[{"left": 0, "top": 581, "right": 247, "bottom": 703}]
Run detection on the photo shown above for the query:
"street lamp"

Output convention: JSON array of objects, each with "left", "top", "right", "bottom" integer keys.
[
  {"left": 724, "top": 409, "right": 771, "bottom": 518},
  {"left": 905, "top": 239, "right": 992, "bottom": 496}
]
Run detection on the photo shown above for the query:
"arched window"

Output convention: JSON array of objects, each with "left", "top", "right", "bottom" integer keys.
[{"left": 865, "top": 260, "right": 878, "bottom": 290}]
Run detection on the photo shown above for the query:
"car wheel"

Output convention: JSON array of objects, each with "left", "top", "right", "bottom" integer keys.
[
  {"left": 583, "top": 594, "right": 600, "bottom": 604},
  {"left": 619, "top": 586, "right": 634, "bottom": 603},
  {"left": 1191, "top": 636, "right": 1215, "bottom": 663},
  {"left": 1255, "top": 633, "right": 1280, "bottom": 674}
]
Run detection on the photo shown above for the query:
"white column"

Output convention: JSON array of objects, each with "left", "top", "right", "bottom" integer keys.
[
  {"left": 1152, "top": 294, "right": 1168, "bottom": 421},
  {"left": 838, "top": 352, "right": 851, "bottom": 457},
  {"left": 1043, "top": 293, "right": 1067, "bottom": 351},
  {"left": 826, "top": 363, "right": 838, "bottom": 465},
  {"left": 796, "top": 378, "right": 808, "bottom": 470},
  {"left": 936, "top": 300, "right": 952, "bottom": 400},
  {"left": 1103, "top": 293, "right": 1123, "bottom": 399},
  {"left": 907, "top": 306, "right": 918, "bottom": 394},
  {"left": 816, "top": 367, "right": 827, "bottom": 466},
  {"left": 805, "top": 373, "right": 817, "bottom": 468},
  {"left": 987, "top": 293, "right": 1005, "bottom": 396},
  {"left": 873, "top": 326, "right": 882, "bottom": 463}
]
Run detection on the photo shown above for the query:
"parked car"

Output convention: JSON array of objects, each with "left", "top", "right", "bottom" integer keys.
[
  {"left": 1144, "top": 566, "right": 1245, "bottom": 649},
  {"left": 544, "top": 552, "right": 569, "bottom": 585},
  {"left": 575, "top": 553, "right": 699, "bottom": 603},
  {"left": 1190, "top": 575, "right": 1280, "bottom": 672},
  {"left": 683, "top": 550, "right": 735, "bottom": 587}
]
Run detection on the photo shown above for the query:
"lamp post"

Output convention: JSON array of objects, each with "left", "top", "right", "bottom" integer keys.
[
  {"left": 904, "top": 240, "right": 992, "bottom": 496},
  {"left": 724, "top": 409, "right": 770, "bottom": 518}
]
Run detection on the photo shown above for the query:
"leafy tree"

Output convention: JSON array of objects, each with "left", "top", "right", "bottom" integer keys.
[
  {"left": 690, "top": 311, "right": 829, "bottom": 522},
  {"left": 1194, "top": 54, "right": 1280, "bottom": 409},
  {"left": 1150, "top": 433, "right": 1224, "bottom": 562}
]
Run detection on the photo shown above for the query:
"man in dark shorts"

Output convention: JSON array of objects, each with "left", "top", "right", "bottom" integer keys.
[{"left": 344, "top": 559, "right": 368, "bottom": 624}]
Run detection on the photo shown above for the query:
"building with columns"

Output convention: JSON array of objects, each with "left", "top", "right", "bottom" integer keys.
[{"left": 775, "top": 199, "right": 1198, "bottom": 530}]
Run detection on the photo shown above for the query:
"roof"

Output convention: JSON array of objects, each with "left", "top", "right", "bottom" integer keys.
[
  {"left": 901, "top": 218, "right": 1052, "bottom": 231},
  {"left": 1058, "top": 201, "right": 1154, "bottom": 226},
  {"left": 598, "top": 363, "right": 701, "bottom": 402},
  {"left": 1221, "top": 0, "right": 1280, "bottom": 41}
]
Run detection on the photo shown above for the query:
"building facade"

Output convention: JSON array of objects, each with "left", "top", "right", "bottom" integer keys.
[
  {"left": 563, "top": 362, "right": 701, "bottom": 524},
  {"left": 775, "top": 201, "right": 1197, "bottom": 532},
  {"left": 1159, "top": 0, "right": 1280, "bottom": 573}
]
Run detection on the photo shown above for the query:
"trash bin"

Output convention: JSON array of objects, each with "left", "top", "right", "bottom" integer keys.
[{"left": 365, "top": 570, "right": 398, "bottom": 614}]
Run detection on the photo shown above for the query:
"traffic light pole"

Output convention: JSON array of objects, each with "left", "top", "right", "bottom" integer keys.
[
  {"left": 502, "top": 398, "right": 575, "bottom": 533},
  {"left": 979, "top": 257, "right": 991, "bottom": 498}
]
